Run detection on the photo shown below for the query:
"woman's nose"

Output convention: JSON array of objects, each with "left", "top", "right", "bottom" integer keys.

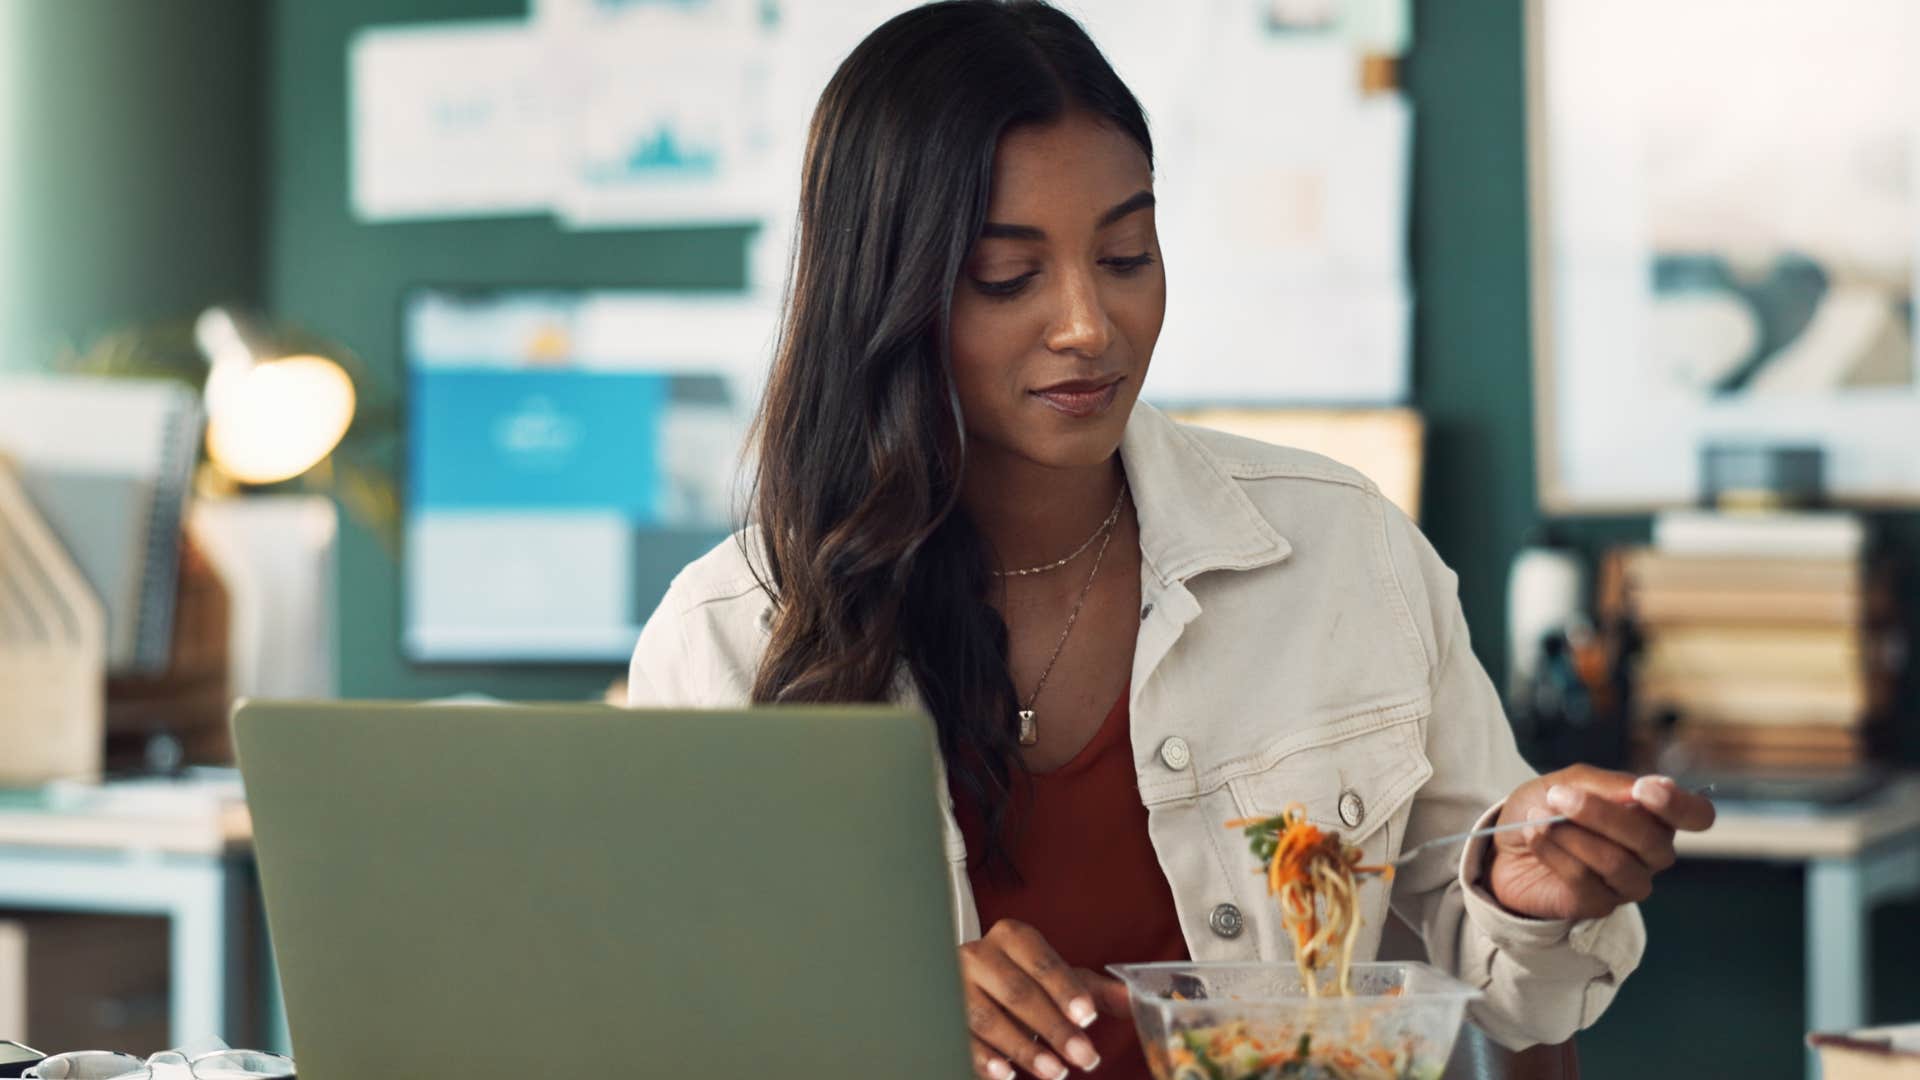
[{"left": 1043, "top": 266, "right": 1114, "bottom": 359}]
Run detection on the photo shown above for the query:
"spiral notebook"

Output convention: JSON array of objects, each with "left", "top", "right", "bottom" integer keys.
[{"left": 0, "top": 374, "right": 203, "bottom": 674}]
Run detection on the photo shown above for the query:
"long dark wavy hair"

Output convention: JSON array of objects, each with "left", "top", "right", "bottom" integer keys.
[{"left": 746, "top": 1, "right": 1153, "bottom": 872}]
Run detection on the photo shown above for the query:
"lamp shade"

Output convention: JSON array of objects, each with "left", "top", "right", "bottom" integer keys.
[
  {"left": 204, "top": 354, "right": 356, "bottom": 485},
  {"left": 196, "top": 307, "right": 357, "bottom": 486}
]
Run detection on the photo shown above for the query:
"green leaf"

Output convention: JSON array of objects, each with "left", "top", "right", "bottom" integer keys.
[{"left": 1178, "top": 1031, "right": 1229, "bottom": 1080}]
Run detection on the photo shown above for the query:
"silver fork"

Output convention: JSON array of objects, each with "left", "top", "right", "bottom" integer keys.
[{"left": 1390, "top": 782, "right": 1716, "bottom": 866}]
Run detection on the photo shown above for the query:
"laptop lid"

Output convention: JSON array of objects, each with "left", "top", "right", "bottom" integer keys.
[{"left": 233, "top": 701, "right": 972, "bottom": 1078}]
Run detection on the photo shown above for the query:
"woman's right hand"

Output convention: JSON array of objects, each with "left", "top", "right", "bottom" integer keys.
[{"left": 960, "top": 919, "right": 1127, "bottom": 1079}]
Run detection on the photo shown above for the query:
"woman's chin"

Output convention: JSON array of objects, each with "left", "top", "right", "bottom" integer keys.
[
  {"left": 1010, "top": 425, "right": 1129, "bottom": 471},
  {"left": 1035, "top": 389, "right": 1136, "bottom": 452}
]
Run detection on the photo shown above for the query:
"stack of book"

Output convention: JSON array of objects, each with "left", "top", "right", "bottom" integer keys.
[{"left": 1623, "top": 510, "right": 1890, "bottom": 771}]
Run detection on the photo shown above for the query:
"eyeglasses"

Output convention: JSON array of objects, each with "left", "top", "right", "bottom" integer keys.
[{"left": 22, "top": 1039, "right": 293, "bottom": 1079}]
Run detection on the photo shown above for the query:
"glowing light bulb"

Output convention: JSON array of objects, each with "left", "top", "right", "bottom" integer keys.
[{"left": 204, "top": 354, "right": 356, "bottom": 485}]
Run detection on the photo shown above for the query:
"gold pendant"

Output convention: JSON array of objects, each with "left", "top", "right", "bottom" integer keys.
[{"left": 1017, "top": 709, "right": 1038, "bottom": 747}]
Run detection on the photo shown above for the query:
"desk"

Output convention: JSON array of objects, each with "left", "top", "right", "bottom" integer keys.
[
  {"left": 1675, "top": 774, "right": 1920, "bottom": 1080},
  {"left": 0, "top": 781, "right": 283, "bottom": 1052}
]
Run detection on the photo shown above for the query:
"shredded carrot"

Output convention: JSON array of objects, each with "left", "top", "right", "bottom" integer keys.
[{"left": 1227, "top": 803, "right": 1395, "bottom": 997}]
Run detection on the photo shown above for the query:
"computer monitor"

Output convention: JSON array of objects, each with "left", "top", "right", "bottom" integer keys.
[{"left": 401, "top": 287, "right": 777, "bottom": 663}]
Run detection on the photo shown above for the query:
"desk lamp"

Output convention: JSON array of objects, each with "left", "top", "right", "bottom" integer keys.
[{"left": 194, "top": 307, "right": 356, "bottom": 485}]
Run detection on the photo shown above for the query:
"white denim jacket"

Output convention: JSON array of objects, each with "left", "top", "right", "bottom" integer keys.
[{"left": 627, "top": 401, "right": 1644, "bottom": 1048}]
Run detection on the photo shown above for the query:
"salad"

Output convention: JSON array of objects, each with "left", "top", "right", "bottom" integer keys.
[{"left": 1152, "top": 1024, "right": 1444, "bottom": 1080}]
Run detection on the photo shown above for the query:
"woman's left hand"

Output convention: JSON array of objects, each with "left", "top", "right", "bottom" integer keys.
[{"left": 1486, "top": 765, "right": 1716, "bottom": 921}]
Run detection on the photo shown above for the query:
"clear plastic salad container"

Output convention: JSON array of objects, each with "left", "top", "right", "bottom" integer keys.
[{"left": 1106, "top": 961, "right": 1481, "bottom": 1080}]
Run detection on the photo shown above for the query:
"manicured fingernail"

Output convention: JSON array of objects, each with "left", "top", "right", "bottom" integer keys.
[
  {"left": 988, "top": 1058, "right": 1015, "bottom": 1080},
  {"left": 1069, "top": 996, "right": 1097, "bottom": 1027},
  {"left": 1547, "top": 784, "right": 1578, "bottom": 812},
  {"left": 1035, "top": 1052, "right": 1068, "bottom": 1079},
  {"left": 1524, "top": 807, "right": 1551, "bottom": 842},
  {"left": 1067, "top": 1035, "right": 1100, "bottom": 1070},
  {"left": 1632, "top": 776, "right": 1672, "bottom": 810}
]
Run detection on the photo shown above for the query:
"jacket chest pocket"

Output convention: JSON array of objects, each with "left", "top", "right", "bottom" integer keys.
[{"left": 1218, "top": 699, "right": 1433, "bottom": 961}]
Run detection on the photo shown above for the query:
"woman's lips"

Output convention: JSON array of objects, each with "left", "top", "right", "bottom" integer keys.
[{"left": 1031, "top": 378, "right": 1123, "bottom": 418}]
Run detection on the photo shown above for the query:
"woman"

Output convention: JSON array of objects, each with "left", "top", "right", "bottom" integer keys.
[{"left": 629, "top": 4, "right": 1714, "bottom": 1078}]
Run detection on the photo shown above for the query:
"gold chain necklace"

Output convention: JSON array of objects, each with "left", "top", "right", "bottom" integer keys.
[
  {"left": 1015, "top": 488, "right": 1125, "bottom": 747},
  {"left": 990, "top": 486, "right": 1128, "bottom": 578}
]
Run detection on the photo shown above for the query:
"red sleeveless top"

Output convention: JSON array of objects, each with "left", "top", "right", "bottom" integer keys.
[{"left": 951, "top": 694, "right": 1189, "bottom": 1080}]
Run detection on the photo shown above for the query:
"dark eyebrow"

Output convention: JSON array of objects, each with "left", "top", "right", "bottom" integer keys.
[
  {"left": 1097, "top": 189, "right": 1156, "bottom": 228},
  {"left": 978, "top": 189, "right": 1156, "bottom": 241}
]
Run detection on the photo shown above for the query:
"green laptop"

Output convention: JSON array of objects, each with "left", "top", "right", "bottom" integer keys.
[{"left": 232, "top": 701, "right": 974, "bottom": 1079}]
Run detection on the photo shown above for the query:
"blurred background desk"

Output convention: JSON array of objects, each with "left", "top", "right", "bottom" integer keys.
[
  {"left": 1675, "top": 775, "right": 1920, "bottom": 1079},
  {"left": 0, "top": 777, "right": 281, "bottom": 1053}
]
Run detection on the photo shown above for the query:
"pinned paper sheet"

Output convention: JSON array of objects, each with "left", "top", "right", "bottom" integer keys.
[
  {"left": 539, "top": 0, "right": 777, "bottom": 228},
  {"left": 349, "top": 21, "right": 559, "bottom": 221},
  {"left": 401, "top": 288, "right": 777, "bottom": 663},
  {"left": 1145, "top": 8, "right": 1412, "bottom": 404},
  {"left": 1536, "top": 0, "right": 1920, "bottom": 505}
]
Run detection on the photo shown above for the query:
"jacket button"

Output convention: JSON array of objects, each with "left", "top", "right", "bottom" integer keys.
[
  {"left": 1339, "top": 789, "right": 1365, "bottom": 829},
  {"left": 1209, "top": 903, "right": 1244, "bottom": 939},
  {"left": 1139, "top": 602, "right": 1155, "bottom": 621},
  {"left": 1158, "top": 737, "right": 1191, "bottom": 771}
]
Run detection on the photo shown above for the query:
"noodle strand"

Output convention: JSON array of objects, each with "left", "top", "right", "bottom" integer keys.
[{"left": 1225, "top": 803, "right": 1393, "bottom": 997}]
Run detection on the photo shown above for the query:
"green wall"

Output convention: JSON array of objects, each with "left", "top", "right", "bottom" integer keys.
[
  {"left": 1, "top": 0, "right": 261, "bottom": 372},
  {"left": 264, "top": 0, "right": 750, "bottom": 702}
]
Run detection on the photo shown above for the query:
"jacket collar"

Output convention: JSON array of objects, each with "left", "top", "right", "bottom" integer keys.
[
  {"left": 752, "top": 399, "right": 1293, "bottom": 633},
  {"left": 1120, "top": 400, "right": 1292, "bottom": 586}
]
